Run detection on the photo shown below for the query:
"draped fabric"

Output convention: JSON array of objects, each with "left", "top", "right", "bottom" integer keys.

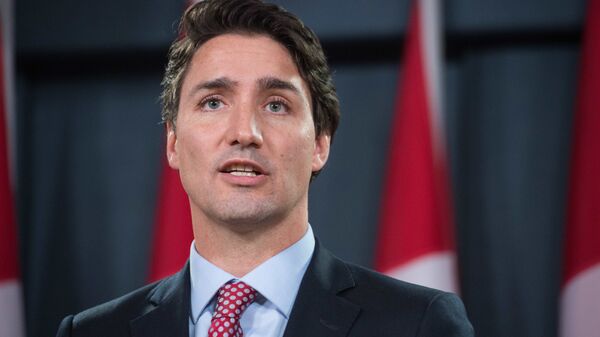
[
  {"left": 559, "top": 0, "right": 600, "bottom": 336},
  {"left": 147, "top": 0, "right": 195, "bottom": 284},
  {"left": 0, "top": 2, "right": 25, "bottom": 335},
  {"left": 375, "top": 0, "right": 457, "bottom": 293}
]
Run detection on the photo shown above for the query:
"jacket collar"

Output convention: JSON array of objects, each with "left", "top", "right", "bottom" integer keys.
[
  {"left": 128, "top": 241, "right": 361, "bottom": 337},
  {"left": 283, "top": 241, "right": 361, "bottom": 337},
  {"left": 129, "top": 263, "right": 191, "bottom": 337}
]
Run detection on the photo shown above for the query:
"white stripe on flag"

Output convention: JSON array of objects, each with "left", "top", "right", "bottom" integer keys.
[
  {"left": 0, "top": 280, "right": 24, "bottom": 337},
  {"left": 0, "top": 0, "right": 15, "bottom": 183},
  {"left": 560, "top": 264, "right": 600, "bottom": 337},
  {"left": 420, "top": 0, "right": 444, "bottom": 157},
  {"left": 386, "top": 251, "right": 457, "bottom": 293}
]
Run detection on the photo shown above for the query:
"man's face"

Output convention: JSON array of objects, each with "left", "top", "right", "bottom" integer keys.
[{"left": 167, "top": 33, "right": 330, "bottom": 229}]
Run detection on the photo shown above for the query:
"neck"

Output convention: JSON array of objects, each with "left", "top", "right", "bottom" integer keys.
[{"left": 191, "top": 206, "right": 309, "bottom": 277}]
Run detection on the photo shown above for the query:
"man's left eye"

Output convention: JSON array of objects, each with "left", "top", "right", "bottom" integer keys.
[{"left": 267, "top": 101, "right": 286, "bottom": 113}]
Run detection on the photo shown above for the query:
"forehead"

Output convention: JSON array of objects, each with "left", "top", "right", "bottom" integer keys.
[{"left": 185, "top": 33, "right": 304, "bottom": 88}]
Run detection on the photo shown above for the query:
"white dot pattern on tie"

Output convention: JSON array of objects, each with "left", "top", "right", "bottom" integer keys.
[{"left": 208, "top": 281, "right": 257, "bottom": 337}]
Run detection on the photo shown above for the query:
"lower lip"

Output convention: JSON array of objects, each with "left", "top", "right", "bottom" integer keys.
[{"left": 219, "top": 172, "right": 268, "bottom": 186}]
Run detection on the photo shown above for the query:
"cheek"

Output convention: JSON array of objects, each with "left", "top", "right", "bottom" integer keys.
[
  {"left": 177, "top": 129, "right": 211, "bottom": 168},
  {"left": 279, "top": 125, "right": 316, "bottom": 174}
]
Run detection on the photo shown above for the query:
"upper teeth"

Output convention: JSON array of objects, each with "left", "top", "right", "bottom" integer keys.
[
  {"left": 227, "top": 165, "right": 258, "bottom": 176},
  {"left": 230, "top": 171, "right": 257, "bottom": 177}
]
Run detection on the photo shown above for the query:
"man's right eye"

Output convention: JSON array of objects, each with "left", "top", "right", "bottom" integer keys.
[
  {"left": 203, "top": 98, "right": 222, "bottom": 110},
  {"left": 198, "top": 94, "right": 226, "bottom": 111}
]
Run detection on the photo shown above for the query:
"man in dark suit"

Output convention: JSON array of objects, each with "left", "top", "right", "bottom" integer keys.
[{"left": 57, "top": 1, "right": 474, "bottom": 336}]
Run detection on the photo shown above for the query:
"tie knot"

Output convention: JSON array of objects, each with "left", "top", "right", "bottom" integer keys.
[{"left": 213, "top": 281, "right": 257, "bottom": 319}]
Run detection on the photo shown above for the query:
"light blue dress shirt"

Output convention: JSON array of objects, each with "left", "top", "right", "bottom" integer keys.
[{"left": 188, "top": 226, "right": 315, "bottom": 337}]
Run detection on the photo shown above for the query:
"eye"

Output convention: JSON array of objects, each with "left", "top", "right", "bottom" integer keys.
[
  {"left": 200, "top": 96, "right": 224, "bottom": 111},
  {"left": 207, "top": 99, "right": 221, "bottom": 109},
  {"left": 268, "top": 102, "right": 283, "bottom": 112},
  {"left": 265, "top": 99, "right": 289, "bottom": 114}
]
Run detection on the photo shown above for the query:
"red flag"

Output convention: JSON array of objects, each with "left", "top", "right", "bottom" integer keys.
[
  {"left": 375, "top": 0, "right": 457, "bottom": 293},
  {"left": 147, "top": 1, "right": 196, "bottom": 282},
  {"left": 559, "top": 0, "right": 600, "bottom": 335},
  {"left": 148, "top": 158, "right": 193, "bottom": 282},
  {"left": 0, "top": 9, "right": 25, "bottom": 337}
]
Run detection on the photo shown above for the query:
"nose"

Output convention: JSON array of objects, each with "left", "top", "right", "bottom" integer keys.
[{"left": 226, "top": 108, "right": 263, "bottom": 148}]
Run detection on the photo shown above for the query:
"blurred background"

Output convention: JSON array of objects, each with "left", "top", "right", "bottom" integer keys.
[{"left": 6, "top": 0, "right": 593, "bottom": 336}]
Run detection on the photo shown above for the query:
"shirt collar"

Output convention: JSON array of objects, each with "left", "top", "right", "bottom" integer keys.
[
  {"left": 189, "top": 225, "right": 315, "bottom": 323},
  {"left": 189, "top": 243, "right": 235, "bottom": 324}
]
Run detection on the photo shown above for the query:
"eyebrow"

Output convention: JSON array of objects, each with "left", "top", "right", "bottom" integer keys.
[
  {"left": 258, "top": 76, "right": 301, "bottom": 95},
  {"left": 187, "top": 77, "right": 238, "bottom": 99},
  {"left": 186, "top": 76, "right": 301, "bottom": 99}
]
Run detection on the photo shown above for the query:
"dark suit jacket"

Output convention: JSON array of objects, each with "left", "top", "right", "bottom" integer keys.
[{"left": 56, "top": 242, "right": 474, "bottom": 337}]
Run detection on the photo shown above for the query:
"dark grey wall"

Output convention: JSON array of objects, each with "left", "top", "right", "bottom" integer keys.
[{"left": 16, "top": 1, "right": 585, "bottom": 337}]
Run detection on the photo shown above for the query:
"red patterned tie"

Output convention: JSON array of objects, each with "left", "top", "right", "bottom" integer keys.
[{"left": 208, "top": 281, "right": 258, "bottom": 337}]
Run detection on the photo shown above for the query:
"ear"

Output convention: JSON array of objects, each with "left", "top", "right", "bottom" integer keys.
[
  {"left": 166, "top": 122, "right": 180, "bottom": 169},
  {"left": 312, "top": 134, "right": 331, "bottom": 172}
]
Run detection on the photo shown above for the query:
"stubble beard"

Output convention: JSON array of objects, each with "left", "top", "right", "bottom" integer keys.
[{"left": 197, "top": 189, "right": 302, "bottom": 234}]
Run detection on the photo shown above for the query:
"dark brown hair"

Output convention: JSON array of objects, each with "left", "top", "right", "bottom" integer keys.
[{"left": 160, "top": 0, "right": 340, "bottom": 143}]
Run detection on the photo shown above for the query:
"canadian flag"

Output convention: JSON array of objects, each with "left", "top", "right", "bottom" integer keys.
[
  {"left": 375, "top": 0, "right": 457, "bottom": 293},
  {"left": 147, "top": 1, "right": 196, "bottom": 283},
  {"left": 559, "top": 0, "right": 600, "bottom": 336},
  {"left": 148, "top": 158, "right": 193, "bottom": 282},
  {"left": 0, "top": 0, "right": 25, "bottom": 335}
]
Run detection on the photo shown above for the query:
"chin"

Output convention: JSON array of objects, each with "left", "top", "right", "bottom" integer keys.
[{"left": 211, "top": 204, "right": 284, "bottom": 229}]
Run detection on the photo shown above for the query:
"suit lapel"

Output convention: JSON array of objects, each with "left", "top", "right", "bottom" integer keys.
[
  {"left": 127, "top": 244, "right": 360, "bottom": 337},
  {"left": 130, "top": 264, "right": 191, "bottom": 337},
  {"left": 283, "top": 242, "right": 360, "bottom": 337}
]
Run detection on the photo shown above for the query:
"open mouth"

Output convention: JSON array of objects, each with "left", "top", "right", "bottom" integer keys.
[
  {"left": 224, "top": 164, "right": 263, "bottom": 177},
  {"left": 219, "top": 160, "right": 267, "bottom": 178}
]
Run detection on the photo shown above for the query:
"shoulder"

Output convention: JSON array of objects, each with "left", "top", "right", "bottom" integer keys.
[
  {"left": 55, "top": 271, "right": 184, "bottom": 337},
  {"left": 344, "top": 261, "right": 446, "bottom": 305},
  {"left": 56, "top": 281, "right": 159, "bottom": 337},
  {"left": 341, "top": 261, "right": 474, "bottom": 336}
]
